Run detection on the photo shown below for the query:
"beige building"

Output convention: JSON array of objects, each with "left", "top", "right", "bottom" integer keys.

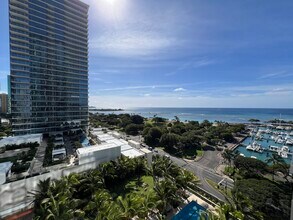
[{"left": 0, "top": 94, "right": 8, "bottom": 114}]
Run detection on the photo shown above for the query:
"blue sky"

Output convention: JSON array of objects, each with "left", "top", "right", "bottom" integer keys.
[{"left": 1, "top": 0, "right": 293, "bottom": 108}]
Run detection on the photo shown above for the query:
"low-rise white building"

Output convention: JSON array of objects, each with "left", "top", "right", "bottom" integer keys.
[
  {"left": 139, "top": 148, "right": 152, "bottom": 166},
  {"left": 122, "top": 148, "right": 144, "bottom": 158},
  {"left": 76, "top": 144, "right": 121, "bottom": 165},
  {"left": 128, "top": 140, "right": 140, "bottom": 148}
]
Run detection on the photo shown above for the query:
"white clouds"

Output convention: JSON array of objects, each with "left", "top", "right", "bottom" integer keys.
[
  {"left": 90, "top": 32, "right": 178, "bottom": 57},
  {"left": 97, "top": 84, "right": 184, "bottom": 92},
  {"left": 174, "top": 88, "right": 186, "bottom": 92},
  {"left": 259, "top": 71, "right": 293, "bottom": 79}
]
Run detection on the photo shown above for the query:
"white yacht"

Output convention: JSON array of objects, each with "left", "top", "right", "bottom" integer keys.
[
  {"left": 285, "top": 139, "right": 293, "bottom": 145},
  {"left": 246, "top": 142, "right": 263, "bottom": 153},
  {"left": 276, "top": 138, "right": 284, "bottom": 144},
  {"left": 278, "top": 146, "right": 289, "bottom": 158}
]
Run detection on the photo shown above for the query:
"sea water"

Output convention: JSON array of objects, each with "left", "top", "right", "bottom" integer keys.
[
  {"left": 93, "top": 107, "right": 293, "bottom": 123},
  {"left": 236, "top": 127, "right": 292, "bottom": 164}
]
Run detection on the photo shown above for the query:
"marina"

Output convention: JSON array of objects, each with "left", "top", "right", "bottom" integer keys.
[{"left": 235, "top": 125, "right": 293, "bottom": 164}]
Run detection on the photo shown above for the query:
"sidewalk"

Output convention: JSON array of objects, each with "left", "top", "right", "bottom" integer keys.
[{"left": 28, "top": 139, "right": 47, "bottom": 175}]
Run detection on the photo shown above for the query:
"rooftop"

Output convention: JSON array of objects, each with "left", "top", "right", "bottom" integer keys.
[
  {"left": 122, "top": 148, "right": 144, "bottom": 158},
  {"left": 0, "top": 134, "right": 42, "bottom": 148},
  {"left": 76, "top": 143, "right": 121, "bottom": 155}
]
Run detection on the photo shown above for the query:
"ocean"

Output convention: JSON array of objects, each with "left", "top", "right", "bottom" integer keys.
[{"left": 92, "top": 108, "right": 293, "bottom": 123}]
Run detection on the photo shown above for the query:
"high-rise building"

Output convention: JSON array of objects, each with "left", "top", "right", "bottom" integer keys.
[
  {"left": 9, "top": 0, "right": 89, "bottom": 135},
  {"left": 0, "top": 94, "right": 8, "bottom": 114}
]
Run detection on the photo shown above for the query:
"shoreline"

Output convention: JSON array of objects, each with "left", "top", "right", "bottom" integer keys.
[{"left": 90, "top": 109, "right": 293, "bottom": 125}]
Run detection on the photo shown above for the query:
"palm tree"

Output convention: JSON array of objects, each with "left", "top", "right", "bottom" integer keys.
[
  {"left": 132, "top": 190, "right": 159, "bottom": 218},
  {"left": 95, "top": 202, "right": 122, "bottom": 220},
  {"left": 154, "top": 179, "right": 180, "bottom": 214},
  {"left": 152, "top": 155, "right": 180, "bottom": 179},
  {"left": 40, "top": 193, "right": 84, "bottom": 220},
  {"left": 222, "top": 149, "right": 234, "bottom": 166},
  {"left": 116, "top": 195, "right": 137, "bottom": 219},
  {"left": 78, "top": 170, "right": 104, "bottom": 198},
  {"left": 32, "top": 178, "right": 51, "bottom": 212},
  {"left": 100, "top": 161, "right": 118, "bottom": 187},
  {"left": 217, "top": 203, "right": 244, "bottom": 220},
  {"left": 175, "top": 169, "right": 200, "bottom": 189},
  {"left": 84, "top": 189, "right": 112, "bottom": 218}
]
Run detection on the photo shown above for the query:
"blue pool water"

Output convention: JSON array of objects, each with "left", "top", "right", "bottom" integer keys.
[
  {"left": 235, "top": 127, "right": 292, "bottom": 164},
  {"left": 81, "top": 136, "right": 90, "bottom": 147},
  {"left": 172, "top": 201, "right": 207, "bottom": 220}
]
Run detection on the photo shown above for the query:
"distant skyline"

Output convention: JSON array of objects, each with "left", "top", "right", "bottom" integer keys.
[{"left": 1, "top": 0, "right": 293, "bottom": 108}]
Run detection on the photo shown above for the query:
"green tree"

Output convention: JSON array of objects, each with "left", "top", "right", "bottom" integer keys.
[
  {"left": 222, "top": 149, "right": 237, "bottom": 166},
  {"left": 266, "top": 153, "right": 285, "bottom": 181},
  {"left": 144, "top": 127, "right": 163, "bottom": 147},
  {"left": 160, "top": 133, "right": 180, "bottom": 151},
  {"left": 125, "top": 123, "right": 142, "bottom": 135},
  {"left": 154, "top": 179, "right": 180, "bottom": 213},
  {"left": 130, "top": 114, "right": 144, "bottom": 124}
]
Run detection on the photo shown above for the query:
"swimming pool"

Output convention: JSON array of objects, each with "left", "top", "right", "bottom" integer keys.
[
  {"left": 172, "top": 201, "right": 207, "bottom": 220},
  {"left": 80, "top": 136, "right": 90, "bottom": 147}
]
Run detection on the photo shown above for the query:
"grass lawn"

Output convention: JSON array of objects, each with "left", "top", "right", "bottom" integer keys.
[
  {"left": 110, "top": 175, "right": 155, "bottom": 199},
  {"left": 206, "top": 178, "right": 232, "bottom": 198}
]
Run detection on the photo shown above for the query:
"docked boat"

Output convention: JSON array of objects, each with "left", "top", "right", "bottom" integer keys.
[
  {"left": 278, "top": 146, "right": 289, "bottom": 158},
  {"left": 270, "top": 135, "right": 277, "bottom": 141},
  {"left": 251, "top": 156, "right": 257, "bottom": 159},
  {"left": 269, "top": 145, "right": 279, "bottom": 152},
  {"left": 246, "top": 142, "right": 264, "bottom": 153},
  {"left": 240, "top": 153, "right": 245, "bottom": 157},
  {"left": 285, "top": 139, "right": 293, "bottom": 145},
  {"left": 276, "top": 138, "right": 284, "bottom": 144}
]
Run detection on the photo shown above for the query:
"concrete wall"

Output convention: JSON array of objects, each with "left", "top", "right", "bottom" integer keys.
[
  {"left": 78, "top": 146, "right": 121, "bottom": 165},
  {"left": 0, "top": 159, "right": 112, "bottom": 218}
]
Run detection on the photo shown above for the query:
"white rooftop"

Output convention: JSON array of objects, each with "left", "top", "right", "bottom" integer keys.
[
  {"left": 128, "top": 140, "right": 140, "bottom": 145},
  {"left": 0, "top": 134, "right": 42, "bottom": 148},
  {"left": 76, "top": 143, "right": 120, "bottom": 155},
  {"left": 96, "top": 134, "right": 116, "bottom": 142},
  {"left": 122, "top": 148, "right": 144, "bottom": 158},
  {"left": 105, "top": 139, "right": 125, "bottom": 146},
  {"left": 121, "top": 144, "right": 133, "bottom": 151},
  {"left": 92, "top": 130, "right": 104, "bottom": 134}
]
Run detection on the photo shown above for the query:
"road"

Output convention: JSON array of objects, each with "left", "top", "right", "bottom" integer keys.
[
  {"left": 155, "top": 148, "right": 234, "bottom": 201},
  {"left": 119, "top": 131, "right": 234, "bottom": 201},
  {"left": 66, "top": 132, "right": 233, "bottom": 201}
]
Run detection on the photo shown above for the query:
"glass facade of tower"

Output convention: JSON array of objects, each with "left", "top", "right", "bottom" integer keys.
[{"left": 9, "top": 0, "right": 89, "bottom": 135}]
